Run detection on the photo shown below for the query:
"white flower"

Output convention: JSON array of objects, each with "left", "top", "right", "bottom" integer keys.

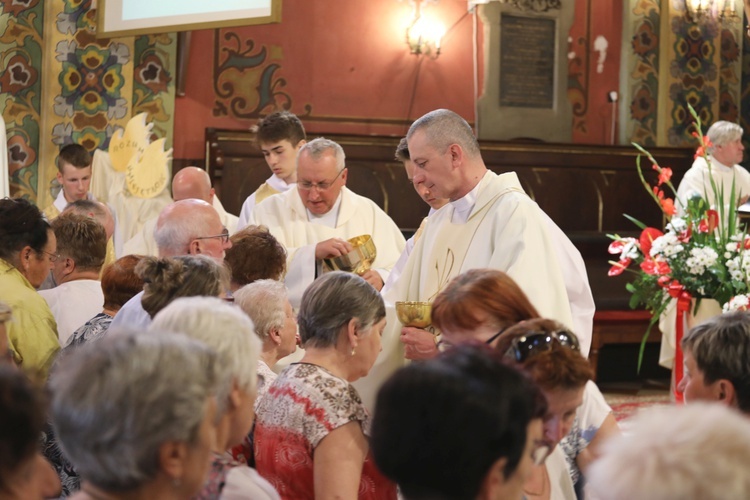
[
  {"left": 650, "top": 233, "right": 684, "bottom": 258},
  {"left": 667, "top": 217, "right": 687, "bottom": 234},
  {"left": 724, "top": 295, "right": 750, "bottom": 313},
  {"left": 685, "top": 247, "right": 718, "bottom": 275}
]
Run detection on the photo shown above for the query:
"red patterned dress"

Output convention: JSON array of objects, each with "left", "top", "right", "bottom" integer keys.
[{"left": 254, "top": 363, "right": 397, "bottom": 500}]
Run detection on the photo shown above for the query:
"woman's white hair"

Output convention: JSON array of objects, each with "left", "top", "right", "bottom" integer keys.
[
  {"left": 50, "top": 328, "right": 219, "bottom": 491},
  {"left": 588, "top": 402, "right": 750, "bottom": 500},
  {"left": 151, "top": 296, "right": 260, "bottom": 418},
  {"left": 233, "top": 279, "right": 288, "bottom": 341}
]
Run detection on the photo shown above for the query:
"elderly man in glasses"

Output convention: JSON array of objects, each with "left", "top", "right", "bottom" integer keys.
[
  {"left": 111, "top": 198, "right": 232, "bottom": 330},
  {"left": 247, "top": 137, "right": 405, "bottom": 307}
]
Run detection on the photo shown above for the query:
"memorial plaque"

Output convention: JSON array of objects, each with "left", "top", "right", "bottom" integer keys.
[{"left": 499, "top": 14, "right": 556, "bottom": 109}]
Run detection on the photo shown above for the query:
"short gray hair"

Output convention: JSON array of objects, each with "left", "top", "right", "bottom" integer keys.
[
  {"left": 234, "top": 279, "right": 288, "bottom": 341},
  {"left": 297, "top": 271, "right": 385, "bottom": 349},
  {"left": 151, "top": 297, "right": 260, "bottom": 419},
  {"left": 682, "top": 311, "right": 750, "bottom": 412},
  {"left": 588, "top": 403, "right": 750, "bottom": 500},
  {"left": 707, "top": 120, "right": 743, "bottom": 153},
  {"left": 153, "top": 201, "right": 217, "bottom": 256},
  {"left": 298, "top": 137, "right": 345, "bottom": 171},
  {"left": 50, "top": 328, "right": 219, "bottom": 492},
  {"left": 407, "top": 109, "right": 481, "bottom": 159}
]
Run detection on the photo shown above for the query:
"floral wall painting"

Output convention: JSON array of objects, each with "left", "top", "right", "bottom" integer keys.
[
  {"left": 1, "top": 0, "right": 44, "bottom": 200},
  {"left": 622, "top": 0, "right": 743, "bottom": 148},
  {"left": 0, "top": 0, "right": 175, "bottom": 203},
  {"left": 212, "top": 29, "right": 302, "bottom": 120},
  {"left": 625, "top": 0, "right": 660, "bottom": 146}
]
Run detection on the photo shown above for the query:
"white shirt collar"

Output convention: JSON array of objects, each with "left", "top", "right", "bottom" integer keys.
[
  {"left": 450, "top": 173, "right": 486, "bottom": 224},
  {"left": 53, "top": 190, "right": 95, "bottom": 213},
  {"left": 267, "top": 173, "right": 295, "bottom": 192},
  {"left": 306, "top": 192, "right": 343, "bottom": 228}
]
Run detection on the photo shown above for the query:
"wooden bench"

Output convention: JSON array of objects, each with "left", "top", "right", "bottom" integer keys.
[{"left": 590, "top": 309, "right": 661, "bottom": 380}]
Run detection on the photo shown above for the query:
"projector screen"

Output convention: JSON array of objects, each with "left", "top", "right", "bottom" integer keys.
[{"left": 97, "top": 0, "right": 281, "bottom": 37}]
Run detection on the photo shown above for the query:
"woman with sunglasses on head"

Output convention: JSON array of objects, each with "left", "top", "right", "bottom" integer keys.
[{"left": 431, "top": 269, "right": 619, "bottom": 500}]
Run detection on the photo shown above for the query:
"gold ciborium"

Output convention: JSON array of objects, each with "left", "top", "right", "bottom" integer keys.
[
  {"left": 324, "top": 234, "right": 377, "bottom": 276},
  {"left": 395, "top": 301, "right": 432, "bottom": 329}
]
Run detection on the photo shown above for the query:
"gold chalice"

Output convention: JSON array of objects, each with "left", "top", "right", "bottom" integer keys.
[
  {"left": 324, "top": 234, "right": 377, "bottom": 276},
  {"left": 395, "top": 301, "right": 432, "bottom": 329}
]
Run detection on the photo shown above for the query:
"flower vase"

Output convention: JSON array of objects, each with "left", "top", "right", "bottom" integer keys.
[{"left": 685, "top": 298, "right": 722, "bottom": 330}]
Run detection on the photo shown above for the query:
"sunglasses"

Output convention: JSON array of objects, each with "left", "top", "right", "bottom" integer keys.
[
  {"left": 436, "top": 327, "right": 507, "bottom": 353},
  {"left": 504, "top": 330, "right": 580, "bottom": 363}
]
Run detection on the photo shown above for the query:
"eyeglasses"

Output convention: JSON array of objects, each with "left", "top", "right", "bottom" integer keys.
[
  {"left": 195, "top": 228, "right": 230, "bottom": 245},
  {"left": 504, "top": 330, "right": 580, "bottom": 363},
  {"left": 436, "top": 327, "right": 506, "bottom": 353},
  {"left": 39, "top": 250, "right": 60, "bottom": 262},
  {"left": 298, "top": 168, "right": 345, "bottom": 191}
]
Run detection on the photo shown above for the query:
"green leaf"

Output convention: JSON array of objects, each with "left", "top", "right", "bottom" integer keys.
[{"left": 624, "top": 214, "right": 648, "bottom": 230}]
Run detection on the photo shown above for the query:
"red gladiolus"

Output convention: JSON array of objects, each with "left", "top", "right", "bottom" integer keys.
[
  {"left": 657, "top": 167, "right": 672, "bottom": 186},
  {"left": 608, "top": 259, "right": 631, "bottom": 276},
  {"left": 639, "top": 227, "right": 663, "bottom": 255},
  {"left": 660, "top": 197, "right": 676, "bottom": 216}
]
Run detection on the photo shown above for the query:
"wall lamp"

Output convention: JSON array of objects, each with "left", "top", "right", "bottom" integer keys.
[{"left": 406, "top": 0, "right": 445, "bottom": 58}]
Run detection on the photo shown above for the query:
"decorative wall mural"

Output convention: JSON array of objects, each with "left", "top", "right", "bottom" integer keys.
[
  {"left": 740, "top": 27, "right": 750, "bottom": 152},
  {"left": 0, "top": 0, "right": 44, "bottom": 199},
  {"left": 213, "top": 28, "right": 308, "bottom": 119},
  {"left": 627, "top": 0, "right": 660, "bottom": 146},
  {"left": 132, "top": 33, "right": 176, "bottom": 147},
  {"left": 718, "top": 27, "right": 741, "bottom": 123}
]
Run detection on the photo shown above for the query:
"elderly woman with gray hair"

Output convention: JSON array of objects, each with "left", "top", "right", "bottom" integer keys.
[
  {"left": 151, "top": 296, "right": 279, "bottom": 499},
  {"left": 254, "top": 272, "right": 397, "bottom": 500},
  {"left": 233, "top": 279, "right": 298, "bottom": 402},
  {"left": 50, "top": 329, "right": 220, "bottom": 500}
]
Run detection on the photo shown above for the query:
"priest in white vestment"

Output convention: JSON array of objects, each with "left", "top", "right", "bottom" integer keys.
[
  {"left": 675, "top": 120, "right": 750, "bottom": 217},
  {"left": 122, "top": 166, "right": 238, "bottom": 257},
  {"left": 352, "top": 109, "right": 593, "bottom": 410},
  {"left": 248, "top": 138, "right": 406, "bottom": 308}
]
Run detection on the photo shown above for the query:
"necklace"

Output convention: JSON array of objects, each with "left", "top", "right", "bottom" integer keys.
[{"left": 523, "top": 465, "right": 549, "bottom": 498}]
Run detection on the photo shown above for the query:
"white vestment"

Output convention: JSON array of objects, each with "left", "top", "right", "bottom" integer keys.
[
  {"left": 248, "top": 186, "right": 406, "bottom": 308},
  {"left": 39, "top": 279, "right": 103, "bottom": 346},
  {"left": 237, "top": 174, "right": 295, "bottom": 229},
  {"left": 122, "top": 196, "right": 238, "bottom": 257},
  {"left": 90, "top": 149, "right": 172, "bottom": 258},
  {"left": 353, "top": 171, "right": 585, "bottom": 410},
  {"left": 676, "top": 155, "right": 750, "bottom": 216}
]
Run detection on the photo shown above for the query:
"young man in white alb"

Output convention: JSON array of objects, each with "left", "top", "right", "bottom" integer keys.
[{"left": 237, "top": 111, "right": 307, "bottom": 228}]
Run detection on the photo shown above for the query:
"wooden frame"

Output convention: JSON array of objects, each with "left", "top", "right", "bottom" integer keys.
[{"left": 96, "top": 0, "right": 281, "bottom": 38}]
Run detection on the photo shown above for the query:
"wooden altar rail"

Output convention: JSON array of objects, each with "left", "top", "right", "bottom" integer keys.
[
  {"left": 205, "top": 128, "right": 693, "bottom": 373},
  {"left": 204, "top": 128, "right": 694, "bottom": 300}
]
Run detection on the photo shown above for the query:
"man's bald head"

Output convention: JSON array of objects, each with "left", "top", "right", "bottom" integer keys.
[
  {"left": 171, "top": 166, "right": 214, "bottom": 204},
  {"left": 63, "top": 199, "right": 115, "bottom": 239},
  {"left": 153, "top": 199, "right": 229, "bottom": 260}
]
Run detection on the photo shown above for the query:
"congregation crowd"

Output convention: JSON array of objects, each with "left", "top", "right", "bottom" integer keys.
[{"left": 3, "top": 109, "right": 750, "bottom": 500}]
